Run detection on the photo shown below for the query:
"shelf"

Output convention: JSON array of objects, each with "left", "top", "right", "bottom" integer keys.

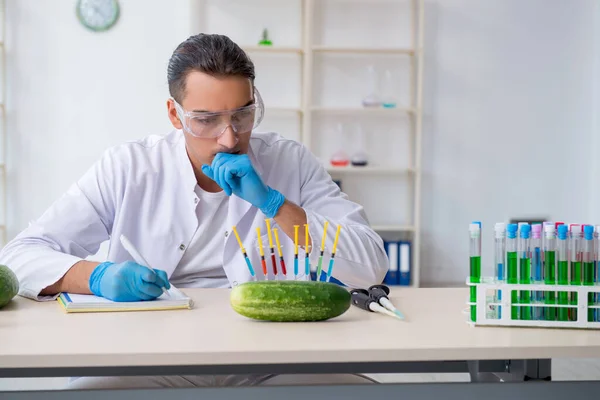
[
  {"left": 326, "top": 165, "right": 414, "bottom": 175},
  {"left": 311, "top": 106, "right": 415, "bottom": 115},
  {"left": 242, "top": 46, "right": 303, "bottom": 54},
  {"left": 266, "top": 107, "right": 303, "bottom": 114},
  {"left": 312, "top": 46, "right": 414, "bottom": 55},
  {"left": 371, "top": 225, "right": 415, "bottom": 232}
]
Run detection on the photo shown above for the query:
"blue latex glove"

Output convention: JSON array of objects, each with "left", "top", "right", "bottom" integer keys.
[
  {"left": 88, "top": 261, "right": 170, "bottom": 302},
  {"left": 201, "top": 153, "right": 285, "bottom": 218}
]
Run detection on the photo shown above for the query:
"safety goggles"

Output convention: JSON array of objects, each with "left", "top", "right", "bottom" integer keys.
[{"left": 173, "top": 88, "right": 264, "bottom": 139}]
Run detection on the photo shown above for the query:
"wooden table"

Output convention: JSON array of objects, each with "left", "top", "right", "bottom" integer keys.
[{"left": 2, "top": 287, "right": 600, "bottom": 399}]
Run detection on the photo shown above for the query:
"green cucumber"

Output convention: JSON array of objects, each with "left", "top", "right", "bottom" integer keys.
[
  {"left": 230, "top": 280, "right": 351, "bottom": 322},
  {"left": 0, "top": 264, "right": 19, "bottom": 309}
]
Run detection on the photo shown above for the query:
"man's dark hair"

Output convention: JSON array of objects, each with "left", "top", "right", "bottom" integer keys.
[{"left": 167, "top": 33, "right": 255, "bottom": 103}]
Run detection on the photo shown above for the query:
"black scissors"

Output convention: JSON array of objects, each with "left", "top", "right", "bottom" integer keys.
[{"left": 349, "top": 284, "right": 405, "bottom": 320}]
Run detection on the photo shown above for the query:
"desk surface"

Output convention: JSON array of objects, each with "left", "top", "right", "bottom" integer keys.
[{"left": 1, "top": 287, "right": 600, "bottom": 369}]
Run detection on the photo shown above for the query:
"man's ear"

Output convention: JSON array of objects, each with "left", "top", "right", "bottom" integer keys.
[{"left": 167, "top": 99, "right": 183, "bottom": 130}]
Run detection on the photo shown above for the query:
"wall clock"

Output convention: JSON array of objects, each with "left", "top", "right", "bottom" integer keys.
[{"left": 76, "top": 0, "right": 120, "bottom": 32}]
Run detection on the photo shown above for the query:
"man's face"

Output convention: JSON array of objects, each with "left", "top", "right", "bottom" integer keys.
[{"left": 167, "top": 71, "right": 254, "bottom": 168}]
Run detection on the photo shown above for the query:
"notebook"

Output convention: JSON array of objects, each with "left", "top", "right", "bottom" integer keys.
[{"left": 57, "top": 286, "right": 193, "bottom": 313}]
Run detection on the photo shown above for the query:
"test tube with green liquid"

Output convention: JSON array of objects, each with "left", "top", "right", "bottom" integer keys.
[
  {"left": 518, "top": 224, "right": 532, "bottom": 320},
  {"left": 531, "top": 224, "right": 543, "bottom": 320},
  {"left": 506, "top": 223, "right": 519, "bottom": 320},
  {"left": 543, "top": 223, "right": 557, "bottom": 321},
  {"left": 583, "top": 225, "right": 595, "bottom": 322},
  {"left": 557, "top": 224, "right": 570, "bottom": 321},
  {"left": 469, "top": 223, "right": 481, "bottom": 322},
  {"left": 570, "top": 225, "right": 582, "bottom": 321}
]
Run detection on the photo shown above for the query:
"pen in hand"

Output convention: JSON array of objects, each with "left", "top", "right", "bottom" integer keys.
[{"left": 119, "top": 234, "right": 170, "bottom": 297}]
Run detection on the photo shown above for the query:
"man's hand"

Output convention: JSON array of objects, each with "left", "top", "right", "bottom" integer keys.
[
  {"left": 201, "top": 153, "right": 285, "bottom": 218},
  {"left": 88, "top": 261, "right": 170, "bottom": 302}
]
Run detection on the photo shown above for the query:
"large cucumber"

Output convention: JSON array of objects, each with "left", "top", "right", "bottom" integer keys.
[{"left": 230, "top": 280, "right": 351, "bottom": 322}]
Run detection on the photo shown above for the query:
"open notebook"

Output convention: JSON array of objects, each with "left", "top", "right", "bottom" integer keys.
[{"left": 57, "top": 286, "right": 193, "bottom": 313}]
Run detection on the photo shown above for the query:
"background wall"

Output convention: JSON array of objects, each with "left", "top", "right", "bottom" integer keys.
[
  {"left": 4, "top": 0, "right": 195, "bottom": 248},
  {"left": 3, "top": 0, "right": 599, "bottom": 287},
  {"left": 418, "top": 0, "right": 598, "bottom": 285}
]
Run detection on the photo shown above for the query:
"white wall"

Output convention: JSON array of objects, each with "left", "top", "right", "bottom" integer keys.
[
  {"left": 419, "top": 0, "right": 597, "bottom": 285},
  {"left": 3, "top": 0, "right": 599, "bottom": 286},
  {"left": 590, "top": 0, "right": 600, "bottom": 224},
  {"left": 5, "top": 0, "right": 194, "bottom": 241}
]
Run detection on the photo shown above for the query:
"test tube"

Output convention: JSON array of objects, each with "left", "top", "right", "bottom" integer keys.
[
  {"left": 543, "top": 224, "right": 557, "bottom": 321},
  {"left": 569, "top": 225, "right": 582, "bottom": 321},
  {"left": 557, "top": 224, "right": 570, "bottom": 321},
  {"left": 584, "top": 225, "right": 595, "bottom": 322},
  {"left": 518, "top": 224, "right": 532, "bottom": 320},
  {"left": 506, "top": 224, "right": 519, "bottom": 320},
  {"left": 494, "top": 223, "right": 506, "bottom": 319},
  {"left": 469, "top": 223, "right": 481, "bottom": 322},
  {"left": 595, "top": 225, "right": 600, "bottom": 321},
  {"left": 531, "top": 224, "right": 543, "bottom": 320}
]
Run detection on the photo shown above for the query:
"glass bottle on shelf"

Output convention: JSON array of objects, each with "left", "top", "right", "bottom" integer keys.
[
  {"left": 361, "top": 65, "right": 381, "bottom": 108},
  {"left": 330, "top": 122, "right": 350, "bottom": 167},
  {"left": 381, "top": 69, "right": 397, "bottom": 108},
  {"left": 258, "top": 28, "right": 273, "bottom": 46},
  {"left": 351, "top": 123, "right": 368, "bottom": 167}
]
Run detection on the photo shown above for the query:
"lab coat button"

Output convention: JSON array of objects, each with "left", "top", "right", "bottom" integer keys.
[
  {"left": 194, "top": 198, "right": 198, "bottom": 203},
  {"left": 179, "top": 244, "right": 186, "bottom": 251},
  {"left": 224, "top": 231, "right": 229, "bottom": 237}
]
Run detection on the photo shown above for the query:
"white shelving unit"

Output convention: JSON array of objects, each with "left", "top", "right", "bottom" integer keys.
[{"left": 199, "top": 0, "right": 424, "bottom": 286}]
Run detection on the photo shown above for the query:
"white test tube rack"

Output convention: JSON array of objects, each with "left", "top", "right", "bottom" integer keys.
[{"left": 466, "top": 277, "right": 600, "bottom": 329}]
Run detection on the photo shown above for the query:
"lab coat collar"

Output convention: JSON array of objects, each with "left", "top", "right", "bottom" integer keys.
[{"left": 175, "top": 130, "right": 202, "bottom": 193}]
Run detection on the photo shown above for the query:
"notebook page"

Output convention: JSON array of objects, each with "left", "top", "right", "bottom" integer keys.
[{"left": 63, "top": 286, "right": 189, "bottom": 304}]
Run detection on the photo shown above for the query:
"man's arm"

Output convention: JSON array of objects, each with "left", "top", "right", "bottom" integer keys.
[
  {"left": 0, "top": 147, "right": 121, "bottom": 301},
  {"left": 39, "top": 260, "right": 100, "bottom": 296},
  {"left": 273, "top": 200, "right": 311, "bottom": 249},
  {"left": 290, "top": 145, "right": 389, "bottom": 288}
]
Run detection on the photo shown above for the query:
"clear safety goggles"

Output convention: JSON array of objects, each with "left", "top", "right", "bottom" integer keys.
[{"left": 173, "top": 88, "right": 264, "bottom": 139}]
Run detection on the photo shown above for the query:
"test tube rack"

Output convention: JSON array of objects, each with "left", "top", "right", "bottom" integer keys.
[{"left": 466, "top": 277, "right": 600, "bottom": 329}]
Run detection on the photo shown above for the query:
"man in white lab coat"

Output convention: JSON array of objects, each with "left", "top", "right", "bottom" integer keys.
[{"left": 0, "top": 33, "right": 388, "bottom": 388}]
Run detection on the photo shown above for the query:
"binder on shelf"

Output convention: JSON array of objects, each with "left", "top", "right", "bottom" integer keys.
[
  {"left": 399, "top": 241, "right": 411, "bottom": 286},
  {"left": 383, "top": 241, "right": 399, "bottom": 285}
]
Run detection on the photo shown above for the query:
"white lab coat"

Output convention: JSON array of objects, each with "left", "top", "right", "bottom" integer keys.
[{"left": 0, "top": 130, "right": 389, "bottom": 301}]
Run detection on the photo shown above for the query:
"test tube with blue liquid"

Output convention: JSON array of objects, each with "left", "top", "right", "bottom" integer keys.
[
  {"left": 494, "top": 223, "right": 505, "bottom": 319},
  {"left": 583, "top": 225, "right": 595, "bottom": 322}
]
